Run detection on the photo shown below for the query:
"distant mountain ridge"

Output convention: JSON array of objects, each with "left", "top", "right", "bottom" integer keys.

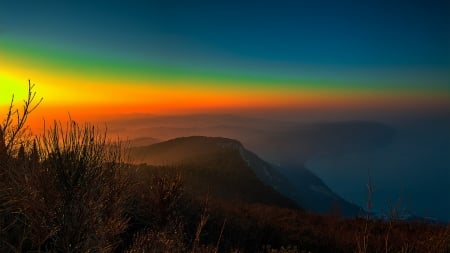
[{"left": 130, "top": 136, "right": 361, "bottom": 216}]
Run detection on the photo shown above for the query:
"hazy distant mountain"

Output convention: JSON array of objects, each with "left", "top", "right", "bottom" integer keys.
[
  {"left": 114, "top": 116, "right": 396, "bottom": 164},
  {"left": 127, "top": 137, "right": 161, "bottom": 147},
  {"left": 106, "top": 114, "right": 290, "bottom": 142},
  {"left": 245, "top": 120, "right": 396, "bottom": 163},
  {"left": 130, "top": 136, "right": 361, "bottom": 216}
]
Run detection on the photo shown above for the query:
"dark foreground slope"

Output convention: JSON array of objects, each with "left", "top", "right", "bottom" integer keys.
[{"left": 130, "top": 136, "right": 360, "bottom": 216}]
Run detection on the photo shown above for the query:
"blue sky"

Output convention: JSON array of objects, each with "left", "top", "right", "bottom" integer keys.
[{"left": 2, "top": 0, "right": 449, "bottom": 70}]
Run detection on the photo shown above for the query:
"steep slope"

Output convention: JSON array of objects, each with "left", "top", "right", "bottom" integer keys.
[
  {"left": 131, "top": 136, "right": 298, "bottom": 208},
  {"left": 131, "top": 136, "right": 361, "bottom": 215},
  {"left": 239, "top": 150, "right": 361, "bottom": 216}
]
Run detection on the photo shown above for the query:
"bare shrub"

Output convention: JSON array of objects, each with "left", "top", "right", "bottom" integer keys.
[
  {"left": 22, "top": 120, "right": 131, "bottom": 252},
  {"left": 1, "top": 82, "right": 132, "bottom": 252},
  {"left": 0, "top": 82, "right": 41, "bottom": 252}
]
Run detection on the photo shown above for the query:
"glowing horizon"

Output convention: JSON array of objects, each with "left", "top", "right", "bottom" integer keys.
[{"left": 2, "top": 37, "right": 448, "bottom": 119}]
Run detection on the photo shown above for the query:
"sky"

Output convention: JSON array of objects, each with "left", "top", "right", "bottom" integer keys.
[{"left": 0, "top": 0, "right": 449, "bottom": 124}]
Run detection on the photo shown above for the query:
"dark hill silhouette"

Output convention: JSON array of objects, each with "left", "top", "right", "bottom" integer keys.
[
  {"left": 131, "top": 136, "right": 298, "bottom": 209},
  {"left": 130, "top": 136, "right": 361, "bottom": 216}
]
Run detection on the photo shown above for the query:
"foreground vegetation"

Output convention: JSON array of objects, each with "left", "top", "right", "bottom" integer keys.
[{"left": 1, "top": 83, "right": 449, "bottom": 252}]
